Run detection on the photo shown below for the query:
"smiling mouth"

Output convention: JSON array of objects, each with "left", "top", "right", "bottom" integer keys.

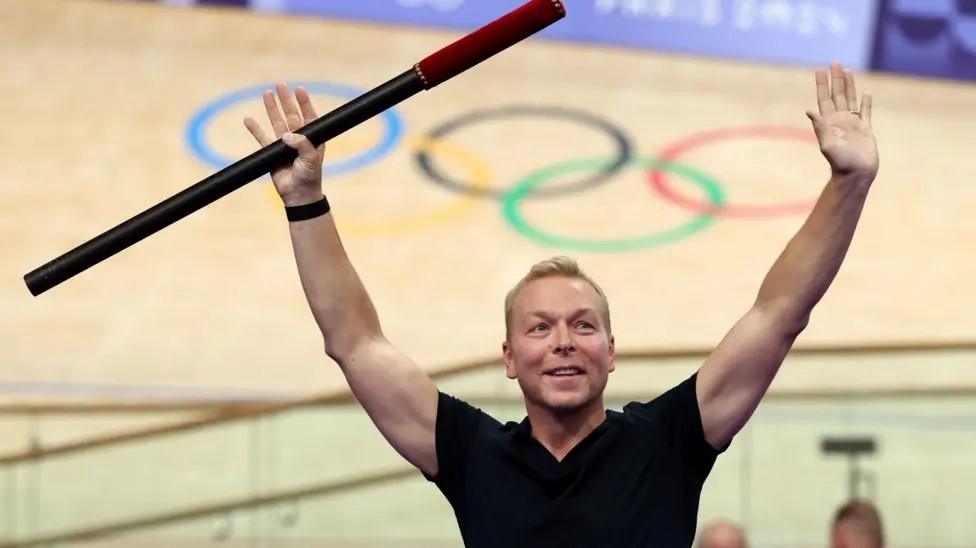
[{"left": 545, "top": 366, "right": 583, "bottom": 377}]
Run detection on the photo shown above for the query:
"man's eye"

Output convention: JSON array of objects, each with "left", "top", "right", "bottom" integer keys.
[
  {"left": 576, "top": 321, "right": 594, "bottom": 329},
  {"left": 532, "top": 323, "right": 549, "bottom": 332}
]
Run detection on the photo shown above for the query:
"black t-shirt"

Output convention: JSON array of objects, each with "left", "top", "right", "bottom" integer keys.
[{"left": 424, "top": 373, "right": 722, "bottom": 548}]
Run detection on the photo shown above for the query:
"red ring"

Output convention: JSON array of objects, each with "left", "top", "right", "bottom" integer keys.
[{"left": 648, "top": 126, "right": 819, "bottom": 218}]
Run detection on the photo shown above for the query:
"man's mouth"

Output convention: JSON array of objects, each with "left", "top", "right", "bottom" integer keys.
[{"left": 545, "top": 366, "right": 583, "bottom": 377}]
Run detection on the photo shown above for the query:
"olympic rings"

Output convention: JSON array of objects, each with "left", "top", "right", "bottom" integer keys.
[
  {"left": 648, "top": 126, "right": 818, "bottom": 218},
  {"left": 502, "top": 156, "right": 726, "bottom": 253},
  {"left": 416, "top": 105, "right": 633, "bottom": 200},
  {"left": 185, "top": 81, "right": 403, "bottom": 177},
  {"left": 185, "top": 85, "right": 820, "bottom": 245},
  {"left": 266, "top": 136, "right": 491, "bottom": 236}
]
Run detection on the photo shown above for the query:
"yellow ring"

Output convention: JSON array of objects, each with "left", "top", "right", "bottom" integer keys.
[{"left": 266, "top": 136, "right": 490, "bottom": 236}]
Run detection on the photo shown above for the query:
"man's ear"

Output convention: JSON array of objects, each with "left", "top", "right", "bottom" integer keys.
[
  {"left": 503, "top": 340, "right": 518, "bottom": 379},
  {"left": 608, "top": 335, "right": 616, "bottom": 373}
]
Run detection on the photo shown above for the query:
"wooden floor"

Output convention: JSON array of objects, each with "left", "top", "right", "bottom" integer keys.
[{"left": 2, "top": 0, "right": 975, "bottom": 404}]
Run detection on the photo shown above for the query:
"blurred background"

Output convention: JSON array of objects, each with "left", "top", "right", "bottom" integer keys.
[{"left": 2, "top": 0, "right": 975, "bottom": 546}]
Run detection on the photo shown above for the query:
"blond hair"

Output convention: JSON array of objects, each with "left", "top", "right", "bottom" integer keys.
[{"left": 504, "top": 256, "right": 611, "bottom": 341}]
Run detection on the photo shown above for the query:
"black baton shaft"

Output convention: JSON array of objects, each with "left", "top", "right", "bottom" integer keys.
[{"left": 25, "top": 70, "right": 424, "bottom": 296}]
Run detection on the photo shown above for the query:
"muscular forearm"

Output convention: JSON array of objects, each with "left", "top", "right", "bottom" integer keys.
[
  {"left": 755, "top": 173, "right": 872, "bottom": 323},
  {"left": 288, "top": 208, "right": 382, "bottom": 361},
  {"left": 244, "top": 85, "right": 384, "bottom": 364}
]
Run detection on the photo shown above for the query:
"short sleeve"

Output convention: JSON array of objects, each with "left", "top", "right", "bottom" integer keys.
[
  {"left": 623, "top": 373, "right": 723, "bottom": 468},
  {"left": 423, "top": 391, "right": 500, "bottom": 506}
]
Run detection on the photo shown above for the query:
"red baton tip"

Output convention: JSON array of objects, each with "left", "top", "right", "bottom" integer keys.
[{"left": 416, "top": 0, "right": 566, "bottom": 89}]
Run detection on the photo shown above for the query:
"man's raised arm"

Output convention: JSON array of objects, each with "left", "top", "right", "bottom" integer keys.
[
  {"left": 696, "top": 63, "right": 880, "bottom": 449},
  {"left": 245, "top": 83, "right": 439, "bottom": 476}
]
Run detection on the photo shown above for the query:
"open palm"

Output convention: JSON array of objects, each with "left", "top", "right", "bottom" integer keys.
[{"left": 806, "top": 63, "right": 879, "bottom": 182}]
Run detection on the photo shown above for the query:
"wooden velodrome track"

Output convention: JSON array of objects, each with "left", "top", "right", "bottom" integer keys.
[{"left": 2, "top": 0, "right": 975, "bottom": 407}]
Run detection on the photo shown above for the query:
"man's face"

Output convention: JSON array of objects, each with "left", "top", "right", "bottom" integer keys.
[{"left": 503, "top": 276, "right": 615, "bottom": 413}]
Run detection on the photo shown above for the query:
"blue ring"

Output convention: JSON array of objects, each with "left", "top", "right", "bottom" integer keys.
[{"left": 185, "top": 81, "right": 404, "bottom": 177}]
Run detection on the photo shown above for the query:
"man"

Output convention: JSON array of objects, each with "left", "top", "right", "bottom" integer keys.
[
  {"left": 831, "top": 500, "right": 885, "bottom": 548},
  {"left": 243, "top": 61, "right": 878, "bottom": 547},
  {"left": 697, "top": 520, "right": 748, "bottom": 548}
]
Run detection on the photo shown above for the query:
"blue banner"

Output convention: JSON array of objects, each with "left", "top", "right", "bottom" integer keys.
[
  {"left": 270, "top": 0, "right": 880, "bottom": 68},
  {"left": 871, "top": 0, "right": 976, "bottom": 80}
]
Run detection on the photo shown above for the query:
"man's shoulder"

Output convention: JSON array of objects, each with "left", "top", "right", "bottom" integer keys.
[
  {"left": 436, "top": 391, "right": 507, "bottom": 433},
  {"left": 615, "top": 375, "right": 699, "bottom": 424}
]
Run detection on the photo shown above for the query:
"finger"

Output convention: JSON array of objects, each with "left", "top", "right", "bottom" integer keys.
[
  {"left": 263, "top": 90, "right": 288, "bottom": 138},
  {"left": 276, "top": 82, "right": 304, "bottom": 131},
  {"left": 295, "top": 86, "right": 319, "bottom": 121},
  {"left": 805, "top": 111, "right": 825, "bottom": 140},
  {"left": 830, "top": 61, "right": 848, "bottom": 112},
  {"left": 815, "top": 69, "right": 833, "bottom": 115},
  {"left": 860, "top": 93, "right": 872, "bottom": 124},
  {"left": 243, "top": 117, "right": 273, "bottom": 147},
  {"left": 294, "top": 87, "right": 325, "bottom": 153},
  {"left": 844, "top": 70, "right": 857, "bottom": 112}
]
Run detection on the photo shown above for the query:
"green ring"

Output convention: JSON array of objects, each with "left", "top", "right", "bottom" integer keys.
[{"left": 501, "top": 156, "right": 727, "bottom": 252}]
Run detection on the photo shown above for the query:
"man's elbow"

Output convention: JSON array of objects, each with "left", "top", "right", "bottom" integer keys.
[
  {"left": 325, "top": 338, "right": 361, "bottom": 366},
  {"left": 324, "top": 332, "right": 385, "bottom": 369},
  {"left": 760, "top": 299, "right": 811, "bottom": 339},
  {"left": 323, "top": 334, "right": 360, "bottom": 366}
]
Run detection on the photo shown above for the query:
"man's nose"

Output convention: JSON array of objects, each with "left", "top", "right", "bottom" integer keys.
[{"left": 552, "top": 324, "right": 574, "bottom": 354}]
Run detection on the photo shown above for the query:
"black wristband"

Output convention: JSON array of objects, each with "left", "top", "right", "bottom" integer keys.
[{"left": 285, "top": 196, "right": 330, "bottom": 222}]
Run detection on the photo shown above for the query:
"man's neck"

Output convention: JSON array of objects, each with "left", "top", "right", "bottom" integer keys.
[{"left": 524, "top": 398, "right": 607, "bottom": 462}]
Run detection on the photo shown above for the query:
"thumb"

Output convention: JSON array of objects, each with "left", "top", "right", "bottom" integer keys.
[
  {"left": 282, "top": 132, "right": 318, "bottom": 160},
  {"left": 805, "top": 110, "right": 822, "bottom": 128}
]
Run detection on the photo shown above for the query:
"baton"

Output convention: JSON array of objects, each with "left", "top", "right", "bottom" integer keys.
[{"left": 24, "top": 0, "right": 566, "bottom": 296}]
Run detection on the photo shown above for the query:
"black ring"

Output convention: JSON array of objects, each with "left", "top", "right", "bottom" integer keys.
[{"left": 415, "top": 105, "right": 633, "bottom": 200}]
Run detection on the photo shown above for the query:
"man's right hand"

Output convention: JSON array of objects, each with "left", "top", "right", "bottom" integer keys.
[{"left": 243, "top": 82, "right": 326, "bottom": 206}]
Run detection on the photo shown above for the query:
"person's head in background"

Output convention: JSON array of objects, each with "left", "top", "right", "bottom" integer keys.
[
  {"left": 698, "top": 519, "right": 748, "bottom": 548},
  {"left": 831, "top": 500, "right": 884, "bottom": 548}
]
